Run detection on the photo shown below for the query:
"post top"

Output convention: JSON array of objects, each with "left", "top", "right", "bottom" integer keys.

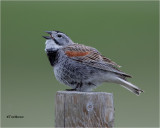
[{"left": 57, "top": 91, "right": 113, "bottom": 96}]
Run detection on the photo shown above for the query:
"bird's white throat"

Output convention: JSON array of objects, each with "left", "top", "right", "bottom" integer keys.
[{"left": 45, "top": 39, "right": 62, "bottom": 52}]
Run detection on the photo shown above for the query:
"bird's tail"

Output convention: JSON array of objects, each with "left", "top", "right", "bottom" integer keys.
[{"left": 115, "top": 77, "right": 144, "bottom": 96}]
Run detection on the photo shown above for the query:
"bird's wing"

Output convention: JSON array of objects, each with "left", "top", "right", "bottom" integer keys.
[{"left": 63, "top": 44, "right": 131, "bottom": 77}]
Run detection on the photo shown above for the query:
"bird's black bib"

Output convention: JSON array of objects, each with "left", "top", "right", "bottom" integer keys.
[{"left": 47, "top": 50, "right": 58, "bottom": 66}]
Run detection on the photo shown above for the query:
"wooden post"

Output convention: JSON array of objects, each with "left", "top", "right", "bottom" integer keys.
[{"left": 55, "top": 91, "right": 114, "bottom": 127}]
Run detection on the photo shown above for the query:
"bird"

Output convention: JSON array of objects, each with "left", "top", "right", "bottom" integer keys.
[{"left": 43, "top": 30, "right": 144, "bottom": 96}]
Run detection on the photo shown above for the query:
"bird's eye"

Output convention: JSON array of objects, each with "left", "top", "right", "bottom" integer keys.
[{"left": 57, "top": 34, "right": 62, "bottom": 38}]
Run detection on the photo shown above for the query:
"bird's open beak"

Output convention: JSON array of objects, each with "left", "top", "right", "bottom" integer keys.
[
  {"left": 42, "top": 31, "right": 52, "bottom": 39},
  {"left": 42, "top": 36, "right": 52, "bottom": 39},
  {"left": 45, "top": 31, "right": 52, "bottom": 35}
]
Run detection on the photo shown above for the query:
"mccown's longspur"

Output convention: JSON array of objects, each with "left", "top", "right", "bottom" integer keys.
[{"left": 43, "top": 31, "right": 144, "bottom": 95}]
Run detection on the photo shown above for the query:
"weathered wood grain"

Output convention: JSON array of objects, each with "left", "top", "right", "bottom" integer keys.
[{"left": 55, "top": 91, "right": 114, "bottom": 127}]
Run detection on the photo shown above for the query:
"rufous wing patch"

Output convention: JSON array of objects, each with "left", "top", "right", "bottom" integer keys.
[{"left": 65, "top": 51, "right": 89, "bottom": 57}]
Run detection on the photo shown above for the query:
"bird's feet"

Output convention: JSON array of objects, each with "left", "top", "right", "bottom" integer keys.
[{"left": 65, "top": 88, "right": 77, "bottom": 91}]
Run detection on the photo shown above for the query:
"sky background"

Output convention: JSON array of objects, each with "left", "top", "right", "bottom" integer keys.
[{"left": 1, "top": 1, "right": 159, "bottom": 127}]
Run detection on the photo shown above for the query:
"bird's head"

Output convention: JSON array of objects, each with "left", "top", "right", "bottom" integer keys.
[{"left": 43, "top": 31, "right": 74, "bottom": 52}]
